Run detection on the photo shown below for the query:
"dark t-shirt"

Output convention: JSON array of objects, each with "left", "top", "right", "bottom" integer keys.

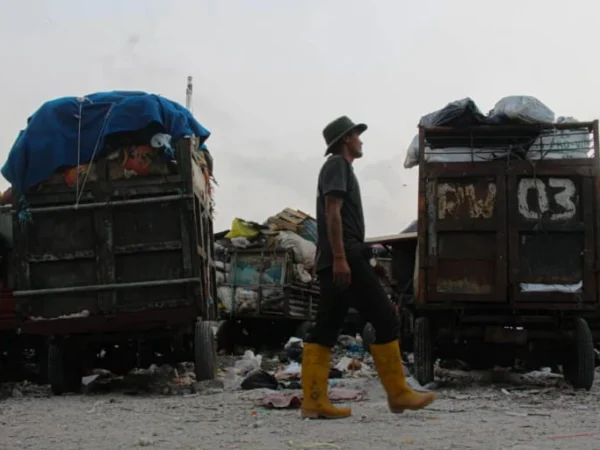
[{"left": 315, "top": 155, "right": 365, "bottom": 272}]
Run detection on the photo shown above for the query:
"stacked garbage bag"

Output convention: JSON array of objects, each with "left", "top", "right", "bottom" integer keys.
[
  {"left": 403, "top": 95, "right": 593, "bottom": 168},
  {"left": 1, "top": 91, "right": 214, "bottom": 208},
  {"left": 215, "top": 208, "right": 319, "bottom": 316}
]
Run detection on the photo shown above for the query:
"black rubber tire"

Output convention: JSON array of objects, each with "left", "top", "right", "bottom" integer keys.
[
  {"left": 294, "top": 321, "right": 314, "bottom": 341},
  {"left": 564, "top": 318, "right": 595, "bottom": 390},
  {"left": 216, "top": 320, "right": 239, "bottom": 353},
  {"left": 48, "top": 342, "right": 83, "bottom": 395},
  {"left": 361, "top": 322, "right": 376, "bottom": 354},
  {"left": 48, "top": 343, "right": 68, "bottom": 395},
  {"left": 414, "top": 317, "right": 434, "bottom": 385},
  {"left": 194, "top": 321, "right": 217, "bottom": 382}
]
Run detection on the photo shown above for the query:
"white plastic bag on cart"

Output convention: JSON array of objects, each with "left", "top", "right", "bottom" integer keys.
[
  {"left": 492, "top": 96, "right": 555, "bottom": 123},
  {"left": 403, "top": 134, "right": 420, "bottom": 169}
]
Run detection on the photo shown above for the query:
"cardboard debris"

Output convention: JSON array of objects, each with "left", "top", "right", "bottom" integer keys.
[{"left": 267, "top": 208, "right": 314, "bottom": 234}]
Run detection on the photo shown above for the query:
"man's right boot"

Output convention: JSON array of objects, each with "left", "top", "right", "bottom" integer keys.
[{"left": 301, "top": 343, "right": 352, "bottom": 419}]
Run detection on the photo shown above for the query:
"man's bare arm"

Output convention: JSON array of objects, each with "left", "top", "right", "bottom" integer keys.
[{"left": 325, "top": 196, "right": 345, "bottom": 260}]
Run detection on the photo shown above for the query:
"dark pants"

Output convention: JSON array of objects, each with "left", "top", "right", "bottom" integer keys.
[{"left": 308, "top": 254, "right": 400, "bottom": 348}]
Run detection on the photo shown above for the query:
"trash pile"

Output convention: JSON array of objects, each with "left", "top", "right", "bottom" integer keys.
[
  {"left": 215, "top": 208, "right": 319, "bottom": 316},
  {"left": 1, "top": 91, "right": 214, "bottom": 211},
  {"left": 224, "top": 334, "right": 380, "bottom": 410},
  {"left": 404, "top": 95, "right": 593, "bottom": 168},
  {"left": 218, "top": 332, "right": 464, "bottom": 412}
]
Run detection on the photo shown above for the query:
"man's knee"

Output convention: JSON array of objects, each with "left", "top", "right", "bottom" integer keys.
[{"left": 306, "top": 326, "right": 337, "bottom": 348}]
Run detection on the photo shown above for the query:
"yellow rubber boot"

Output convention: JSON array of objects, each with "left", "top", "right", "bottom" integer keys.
[
  {"left": 371, "top": 340, "right": 436, "bottom": 413},
  {"left": 301, "top": 343, "right": 352, "bottom": 419}
]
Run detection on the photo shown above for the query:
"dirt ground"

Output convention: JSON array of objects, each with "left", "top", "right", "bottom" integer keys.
[{"left": 2, "top": 370, "right": 600, "bottom": 450}]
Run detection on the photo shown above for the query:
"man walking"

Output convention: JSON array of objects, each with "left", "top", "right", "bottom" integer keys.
[{"left": 301, "top": 116, "right": 436, "bottom": 419}]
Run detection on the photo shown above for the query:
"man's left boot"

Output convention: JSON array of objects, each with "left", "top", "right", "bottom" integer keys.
[{"left": 370, "top": 340, "right": 436, "bottom": 413}]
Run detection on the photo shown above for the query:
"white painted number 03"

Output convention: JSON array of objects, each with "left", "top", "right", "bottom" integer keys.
[{"left": 517, "top": 178, "right": 577, "bottom": 221}]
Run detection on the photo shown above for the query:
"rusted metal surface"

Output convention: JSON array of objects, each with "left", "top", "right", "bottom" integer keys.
[
  {"left": 21, "top": 307, "right": 196, "bottom": 336},
  {"left": 11, "top": 138, "right": 216, "bottom": 334},
  {"left": 421, "top": 169, "right": 506, "bottom": 303},
  {"left": 508, "top": 169, "right": 596, "bottom": 305},
  {"left": 418, "top": 121, "right": 599, "bottom": 309},
  {"left": 0, "top": 288, "right": 16, "bottom": 331},
  {"left": 484, "top": 326, "right": 528, "bottom": 345},
  {"left": 437, "top": 180, "right": 497, "bottom": 220}
]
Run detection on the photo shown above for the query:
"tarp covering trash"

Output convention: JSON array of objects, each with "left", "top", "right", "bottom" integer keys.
[
  {"left": 404, "top": 95, "right": 593, "bottom": 168},
  {"left": 1, "top": 91, "right": 211, "bottom": 193}
]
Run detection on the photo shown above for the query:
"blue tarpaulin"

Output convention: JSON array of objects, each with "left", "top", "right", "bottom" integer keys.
[{"left": 1, "top": 91, "right": 211, "bottom": 194}]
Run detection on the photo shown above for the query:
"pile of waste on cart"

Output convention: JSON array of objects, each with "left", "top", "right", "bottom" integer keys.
[
  {"left": 0, "top": 91, "right": 215, "bottom": 207},
  {"left": 215, "top": 208, "right": 318, "bottom": 316},
  {"left": 403, "top": 95, "right": 593, "bottom": 168}
]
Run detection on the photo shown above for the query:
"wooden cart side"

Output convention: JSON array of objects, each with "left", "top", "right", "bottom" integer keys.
[{"left": 10, "top": 137, "right": 216, "bottom": 323}]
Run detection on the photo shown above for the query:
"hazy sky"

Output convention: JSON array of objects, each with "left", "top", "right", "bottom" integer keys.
[{"left": 1, "top": 0, "right": 598, "bottom": 236}]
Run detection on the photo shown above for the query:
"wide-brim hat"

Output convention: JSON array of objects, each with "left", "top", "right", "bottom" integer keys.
[{"left": 323, "top": 116, "right": 367, "bottom": 156}]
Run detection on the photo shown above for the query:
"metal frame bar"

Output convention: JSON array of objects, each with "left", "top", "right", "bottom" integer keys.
[
  {"left": 421, "top": 121, "right": 597, "bottom": 133},
  {"left": 14, "top": 277, "right": 200, "bottom": 297},
  {"left": 0, "top": 193, "right": 192, "bottom": 214}
]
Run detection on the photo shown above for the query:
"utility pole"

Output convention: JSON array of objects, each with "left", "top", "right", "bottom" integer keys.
[{"left": 186, "top": 76, "right": 193, "bottom": 111}]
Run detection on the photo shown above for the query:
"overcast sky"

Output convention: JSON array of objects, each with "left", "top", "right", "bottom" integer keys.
[{"left": 1, "top": 0, "right": 599, "bottom": 236}]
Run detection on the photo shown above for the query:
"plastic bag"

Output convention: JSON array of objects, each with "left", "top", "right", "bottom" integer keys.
[
  {"left": 217, "top": 286, "right": 233, "bottom": 311},
  {"left": 241, "top": 370, "right": 279, "bottom": 390},
  {"left": 225, "top": 218, "right": 260, "bottom": 240},
  {"left": 403, "top": 134, "right": 420, "bottom": 169},
  {"left": 527, "top": 116, "right": 592, "bottom": 160},
  {"left": 403, "top": 133, "right": 506, "bottom": 168},
  {"left": 419, "top": 98, "right": 487, "bottom": 127},
  {"left": 234, "top": 350, "right": 263, "bottom": 375},
  {"left": 275, "top": 231, "right": 316, "bottom": 269},
  {"left": 294, "top": 264, "right": 313, "bottom": 284},
  {"left": 492, "top": 96, "right": 555, "bottom": 124}
]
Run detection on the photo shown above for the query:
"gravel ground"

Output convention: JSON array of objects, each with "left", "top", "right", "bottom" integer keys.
[{"left": 2, "top": 374, "right": 600, "bottom": 450}]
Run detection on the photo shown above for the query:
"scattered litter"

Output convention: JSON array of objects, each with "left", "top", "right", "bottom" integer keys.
[
  {"left": 287, "top": 442, "right": 340, "bottom": 449},
  {"left": 241, "top": 370, "right": 279, "bottom": 391},
  {"left": 233, "top": 350, "right": 262, "bottom": 375},
  {"left": 82, "top": 375, "right": 100, "bottom": 386},
  {"left": 551, "top": 432, "right": 595, "bottom": 440},
  {"left": 283, "top": 338, "right": 304, "bottom": 363},
  {"left": 285, "top": 337, "right": 304, "bottom": 349},
  {"left": 259, "top": 388, "right": 365, "bottom": 409},
  {"left": 137, "top": 436, "right": 154, "bottom": 447},
  {"left": 260, "top": 393, "right": 303, "bottom": 409},
  {"left": 274, "top": 362, "right": 302, "bottom": 381}
]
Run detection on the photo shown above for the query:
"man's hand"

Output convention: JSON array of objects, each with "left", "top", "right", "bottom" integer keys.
[{"left": 333, "top": 256, "right": 351, "bottom": 290}]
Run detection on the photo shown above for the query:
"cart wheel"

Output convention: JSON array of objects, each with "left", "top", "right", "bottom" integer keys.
[
  {"left": 414, "top": 317, "right": 434, "bottom": 385},
  {"left": 194, "top": 321, "right": 217, "bottom": 382},
  {"left": 361, "top": 322, "right": 375, "bottom": 354},
  {"left": 216, "top": 320, "right": 241, "bottom": 354},
  {"left": 295, "top": 321, "right": 314, "bottom": 341},
  {"left": 563, "top": 317, "right": 594, "bottom": 390},
  {"left": 48, "top": 342, "right": 82, "bottom": 395},
  {"left": 37, "top": 342, "right": 49, "bottom": 385}
]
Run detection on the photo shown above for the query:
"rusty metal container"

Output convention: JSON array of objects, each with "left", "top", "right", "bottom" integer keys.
[
  {"left": 411, "top": 120, "right": 600, "bottom": 389},
  {"left": 417, "top": 121, "right": 600, "bottom": 309}
]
